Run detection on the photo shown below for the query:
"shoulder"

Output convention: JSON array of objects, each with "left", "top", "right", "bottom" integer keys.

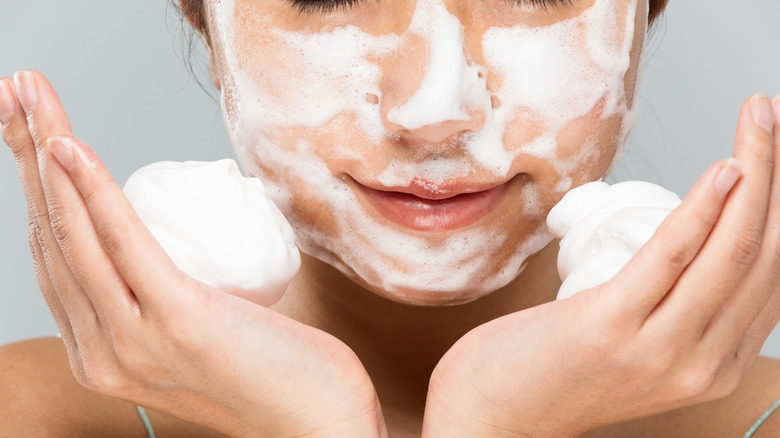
[
  {"left": 0, "top": 337, "right": 149, "bottom": 437},
  {"left": 0, "top": 337, "right": 225, "bottom": 438},
  {"left": 582, "top": 355, "right": 780, "bottom": 438}
]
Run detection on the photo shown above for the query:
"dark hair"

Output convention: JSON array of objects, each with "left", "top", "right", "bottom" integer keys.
[
  {"left": 648, "top": 0, "right": 669, "bottom": 25},
  {"left": 176, "top": 0, "right": 210, "bottom": 41}
]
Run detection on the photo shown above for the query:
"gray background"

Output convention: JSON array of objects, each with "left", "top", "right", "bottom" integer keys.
[{"left": 1, "top": 1, "right": 779, "bottom": 358}]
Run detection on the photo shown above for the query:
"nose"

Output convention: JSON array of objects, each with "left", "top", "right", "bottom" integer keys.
[{"left": 380, "top": 0, "right": 490, "bottom": 144}]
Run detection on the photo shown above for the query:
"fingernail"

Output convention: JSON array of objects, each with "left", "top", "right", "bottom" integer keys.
[
  {"left": 714, "top": 158, "right": 744, "bottom": 196},
  {"left": 750, "top": 93, "right": 774, "bottom": 133},
  {"left": 773, "top": 95, "right": 780, "bottom": 125},
  {"left": 0, "top": 80, "right": 14, "bottom": 125},
  {"left": 14, "top": 70, "right": 38, "bottom": 115},
  {"left": 49, "top": 137, "right": 75, "bottom": 171}
]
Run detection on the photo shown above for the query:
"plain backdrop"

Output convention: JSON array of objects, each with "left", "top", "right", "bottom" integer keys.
[{"left": 1, "top": 0, "right": 779, "bottom": 359}]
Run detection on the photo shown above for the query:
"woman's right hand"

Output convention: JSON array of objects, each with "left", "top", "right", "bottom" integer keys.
[
  {"left": 422, "top": 94, "right": 780, "bottom": 437},
  {"left": 0, "top": 70, "right": 387, "bottom": 438}
]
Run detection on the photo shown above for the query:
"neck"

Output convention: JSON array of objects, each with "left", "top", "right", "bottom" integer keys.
[{"left": 272, "top": 241, "right": 561, "bottom": 435}]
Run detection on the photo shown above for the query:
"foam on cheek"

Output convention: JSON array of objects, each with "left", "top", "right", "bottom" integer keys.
[
  {"left": 262, "top": 27, "right": 401, "bottom": 142},
  {"left": 211, "top": 0, "right": 644, "bottom": 300},
  {"left": 212, "top": 0, "right": 400, "bottom": 143},
  {"left": 381, "top": 0, "right": 642, "bottom": 181},
  {"left": 484, "top": 0, "right": 634, "bottom": 128},
  {"left": 235, "top": 135, "right": 551, "bottom": 300},
  {"left": 473, "top": 0, "right": 640, "bottom": 172}
]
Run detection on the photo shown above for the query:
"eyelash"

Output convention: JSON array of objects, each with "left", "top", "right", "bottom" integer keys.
[
  {"left": 289, "top": 0, "right": 362, "bottom": 15},
  {"left": 289, "top": 0, "right": 574, "bottom": 16}
]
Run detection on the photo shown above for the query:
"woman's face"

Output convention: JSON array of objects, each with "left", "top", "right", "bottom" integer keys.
[{"left": 204, "top": 0, "right": 649, "bottom": 305}]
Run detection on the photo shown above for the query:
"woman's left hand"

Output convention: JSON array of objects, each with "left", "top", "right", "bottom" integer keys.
[{"left": 422, "top": 95, "right": 780, "bottom": 437}]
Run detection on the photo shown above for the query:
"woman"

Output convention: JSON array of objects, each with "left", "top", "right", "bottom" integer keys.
[{"left": 1, "top": 0, "right": 779, "bottom": 436}]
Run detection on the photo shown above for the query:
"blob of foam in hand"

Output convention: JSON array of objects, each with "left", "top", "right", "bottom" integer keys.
[
  {"left": 123, "top": 159, "right": 301, "bottom": 306},
  {"left": 547, "top": 181, "right": 682, "bottom": 300}
]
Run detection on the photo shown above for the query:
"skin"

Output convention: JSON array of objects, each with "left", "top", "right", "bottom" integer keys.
[
  {"left": 1, "top": 1, "right": 780, "bottom": 437},
  {"left": 210, "top": 0, "right": 640, "bottom": 304}
]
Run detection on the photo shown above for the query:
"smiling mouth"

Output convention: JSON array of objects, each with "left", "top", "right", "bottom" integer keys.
[{"left": 355, "top": 178, "right": 510, "bottom": 232}]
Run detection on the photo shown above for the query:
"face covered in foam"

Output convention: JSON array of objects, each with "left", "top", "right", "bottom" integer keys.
[{"left": 205, "top": 0, "right": 649, "bottom": 305}]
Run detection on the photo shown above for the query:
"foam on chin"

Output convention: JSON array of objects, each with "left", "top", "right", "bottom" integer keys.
[
  {"left": 211, "top": 0, "right": 646, "bottom": 301},
  {"left": 123, "top": 159, "right": 301, "bottom": 306},
  {"left": 548, "top": 181, "right": 682, "bottom": 300}
]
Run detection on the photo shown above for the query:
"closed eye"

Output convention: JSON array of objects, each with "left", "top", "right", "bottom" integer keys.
[{"left": 288, "top": 0, "right": 575, "bottom": 16}]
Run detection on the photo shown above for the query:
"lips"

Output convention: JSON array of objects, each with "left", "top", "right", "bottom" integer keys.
[{"left": 356, "top": 178, "right": 509, "bottom": 231}]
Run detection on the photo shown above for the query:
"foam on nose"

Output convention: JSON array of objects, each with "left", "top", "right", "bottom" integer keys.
[{"left": 386, "top": 0, "right": 491, "bottom": 131}]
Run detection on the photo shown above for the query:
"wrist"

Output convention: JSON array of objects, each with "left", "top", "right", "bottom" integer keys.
[
  {"left": 236, "top": 387, "right": 388, "bottom": 438},
  {"left": 422, "top": 368, "right": 584, "bottom": 438}
]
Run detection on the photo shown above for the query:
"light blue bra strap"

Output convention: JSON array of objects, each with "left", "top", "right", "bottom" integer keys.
[
  {"left": 136, "top": 406, "right": 157, "bottom": 438},
  {"left": 744, "top": 398, "right": 780, "bottom": 438}
]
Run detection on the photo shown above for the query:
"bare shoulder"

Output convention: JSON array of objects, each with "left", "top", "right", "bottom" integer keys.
[
  {"left": 0, "top": 337, "right": 225, "bottom": 438},
  {"left": 582, "top": 355, "right": 780, "bottom": 438}
]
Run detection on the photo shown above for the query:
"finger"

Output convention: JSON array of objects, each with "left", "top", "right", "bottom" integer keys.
[
  {"left": 42, "top": 134, "right": 141, "bottom": 322},
  {"left": 20, "top": 72, "right": 141, "bottom": 326},
  {"left": 11, "top": 71, "right": 104, "bottom": 338},
  {"left": 1, "top": 76, "right": 78, "bottom": 342},
  {"left": 706, "top": 95, "right": 780, "bottom": 358},
  {"left": 735, "top": 282, "right": 780, "bottom": 370},
  {"left": 53, "top": 136, "right": 190, "bottom": 314},
  {"left": 648, "top": 94, "right": 774, "bottom": 338},
  {"left": 603, "top": 157, "right": 740, "bottom": 327},
  {"left": 15, "top": 70, "right": 73, "bottom": 146}
]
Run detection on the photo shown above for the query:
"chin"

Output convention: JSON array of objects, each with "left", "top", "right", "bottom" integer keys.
[{"left": 350, "top": 267, "right": 518, "bottom": 307}]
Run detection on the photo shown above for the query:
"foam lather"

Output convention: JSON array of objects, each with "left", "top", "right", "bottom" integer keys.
[
  {"left": 123, "top": 159, "right": 300, "bottom": 306},
  {"left": 547, "top": 181, "right": 682, "bottom": 300}
]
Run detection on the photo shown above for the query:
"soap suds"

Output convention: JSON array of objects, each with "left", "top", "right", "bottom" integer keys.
[
  {"left": 548, "top": 180, "right": 681, "bottom": 300},
  {"left": 123, "top": 159, "right": 301, "bottom": 306},
  {"left": 386, "top": 0, "right": 491, "bottom": 131},
  {"left": 208, "top": 0, "right": 646, "bottom": 302}
]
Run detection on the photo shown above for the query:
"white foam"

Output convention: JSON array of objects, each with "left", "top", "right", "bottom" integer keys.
[
  {"left": 475, "top": 0, "right": 639, "bottom": 165},
  {"left": 123, "top": 159, "right": 301, "bottom": 306},
  {"left": 209, "top": 0, "right": 646, "bottom": 301},
  {"left": 548, "top": 180, "right": 681, "bottom": 300},
  {"left": 386, "top": 0, "right": 491, "bottom": 131}
]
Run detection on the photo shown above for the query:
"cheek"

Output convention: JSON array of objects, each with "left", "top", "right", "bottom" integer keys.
[{"left": 486, "top": 0, "right": 643, "bottom": 184}]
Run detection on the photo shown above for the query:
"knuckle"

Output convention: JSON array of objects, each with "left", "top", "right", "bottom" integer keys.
[
  {"left": 638, "top": 349, "right": 676, "bottom": 379},
  {"left": 2, "top": 128, "right": 35, "bottom": 160},
  {"left": 579, "top": 324, "right": 631, "bottom": 369},
  {"left": 97, "top": 223, "right": 126, "bottom": 257},
  {"left": 27, "top": 211, "right": 47, "bottom": 249},
  {"left": 111, "top": 335, "right": 153, "bottom": 379},
  {"left": 710, "top": 370, "right": 741, "bottom": 400},
  {"left": 79, "top": 356, "right": 127, "bottom": 397},
  {"left": 652, "top": 211, "right": 708, "bottom": 272},
  {"left": 753, "top": 143, "right": 774, "bottom": 173},
  {"left": 730, "top": 222, "right": 764, "bottom": 267},
  {"left": 653, "top": 228, "right": 697, "bottom": 272},
  {"left": 665, "top": 243, "right": 693, "bottom": 272},
  {"left": 67, "top": 355, "right": 92, "bottom": 390},
  {"left": 47, "top": 202, "right": 74, "bottom": 246},
  {"left": 26, "top": 211, "right": 61, "bottom": 267},
  {"left": 26, "top": 230, "right": 48, "bottom": 276},
  {"left": 676, "top": 367, "right": 717, "bottom": 398}
]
